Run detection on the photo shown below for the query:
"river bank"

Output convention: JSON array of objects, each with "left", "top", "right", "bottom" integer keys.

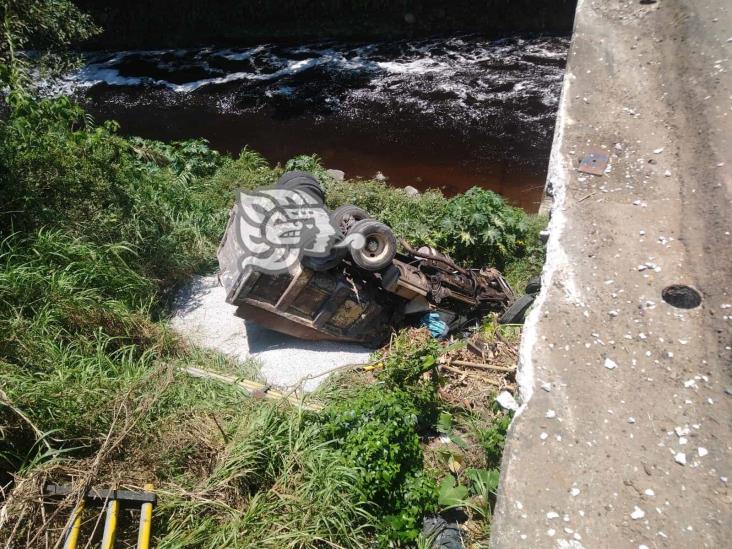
[{"left": 45, "top": 35, "right": 569, "bottom": 211}]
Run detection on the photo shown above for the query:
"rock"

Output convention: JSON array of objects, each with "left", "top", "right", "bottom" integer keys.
[
  {"left": 404, "top": 185, "right": 420, "bottom": 197},
  {"left": 374, "top": 171, "right": 386, "bottom": 181},
  {"left": 326, "top": 169, "right": 345, "bottom": 182},
  {"left": 497, "top": 391, "right": 519, "bottom": 411}
]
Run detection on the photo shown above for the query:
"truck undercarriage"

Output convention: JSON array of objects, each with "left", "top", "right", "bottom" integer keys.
[{"left": 217, "top": 172, "right": 520, "bottom": 346}]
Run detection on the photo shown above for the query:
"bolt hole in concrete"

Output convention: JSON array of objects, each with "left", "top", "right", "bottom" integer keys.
[{"left": 661, "top": 284, "right": 702, "bottom": 309}]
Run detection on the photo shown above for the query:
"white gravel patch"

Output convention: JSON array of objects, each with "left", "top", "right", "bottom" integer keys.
[{"left": 170, "top": 275, "right": 371, "bottom": 391}]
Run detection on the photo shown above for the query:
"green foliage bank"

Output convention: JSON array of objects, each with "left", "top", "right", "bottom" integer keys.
[{"left": 0, "top": 2, "right": 542, "bottom": 546}]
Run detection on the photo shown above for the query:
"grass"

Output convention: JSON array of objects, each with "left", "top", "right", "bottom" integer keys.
[{"left": 0, "top": 93, "right": 544, "bottom": 547}]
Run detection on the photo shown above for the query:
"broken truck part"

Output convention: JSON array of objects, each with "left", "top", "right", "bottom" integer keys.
[{"left": 217, "top": 171, "right": 524, "bottom": 346}]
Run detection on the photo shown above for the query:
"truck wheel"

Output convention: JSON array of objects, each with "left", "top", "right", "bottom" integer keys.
[
  {"left": 348, "top": 219, "right": 397, "bottom": 271},
  {"left": 499, "top": 294, "right": 536, "bottom": 324},
  {"left": 302, "top": 253, "right": 343, "bottom": 272},
  {"left": 276, "top": 170, "right": 314, "bottom": 187},
  {"left": 524, "top": 275, "right": 541, "bottom": 294},
  {"left": 276, "top": 171, "right": 325, "bottom": 203},
  {"left": 332, "top": 204, "right": 371, "bottom": 233}
]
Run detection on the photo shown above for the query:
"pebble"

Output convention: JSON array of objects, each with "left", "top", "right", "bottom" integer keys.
[
  {"left": 644, "top": 488, "right": 655, "bottom": 497},
  {"left": 496, "top": 391, "right": 519, "bottom": 411},
  {"left": 698, "top": 447, "right": 708, "bottom": 457},
  {"left": 604, "top": 357, "right": 618, "bottom": 369},
  {"left": 631, "top": 506, "right": 645, "bottom": 520},
  {"left": 674, "top": 452, "right": 687, "bottom": 465}
]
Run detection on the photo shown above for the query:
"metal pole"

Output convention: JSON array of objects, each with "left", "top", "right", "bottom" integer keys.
[
  {"left": 100, "top": 499, "right": 119, "bottom": 549},
  {"left": 62, "top": 500, "right": 84, "bottom": 549},
  {"left": 136, "top": 484, "right": 154, "bottom": 549}
]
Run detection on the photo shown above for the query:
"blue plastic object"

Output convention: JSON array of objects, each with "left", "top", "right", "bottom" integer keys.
[{"left": 419, "top": 312, "right": 449, "bottom": 339}]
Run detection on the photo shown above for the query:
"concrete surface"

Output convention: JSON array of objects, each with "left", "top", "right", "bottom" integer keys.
[
  {"left": 170, "top": 275, "right": 371, "bottom": 391},
  {"left": 491, "top": 1, "right": 731, "bottom": 547}
]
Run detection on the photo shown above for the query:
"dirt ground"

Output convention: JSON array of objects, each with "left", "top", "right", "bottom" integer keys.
[
  {"left": 491, "top": 0, "right": 732, "bottom": 547},
  {"left": 170, "top": 275, "right": 371, "bottom": 391}
]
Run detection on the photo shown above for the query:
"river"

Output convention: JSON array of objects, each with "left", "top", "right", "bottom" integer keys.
[{"left": 46, "top": 35, "right": 569, "bottom": 211}]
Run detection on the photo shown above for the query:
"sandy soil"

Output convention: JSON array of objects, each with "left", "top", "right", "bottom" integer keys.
[{"left": 170, "top": 275, "right": 371, "bottom": 391}]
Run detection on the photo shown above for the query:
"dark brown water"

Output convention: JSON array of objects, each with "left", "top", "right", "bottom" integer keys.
[{"left": 46, "top": 36, "right": 569, "bottom": 211}]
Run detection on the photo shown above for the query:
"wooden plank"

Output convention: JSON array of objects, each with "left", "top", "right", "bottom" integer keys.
[
  {"left": 180, "top": 367, "right": 323, "bottom": 411},
  {"left": 450, "top": 360, "right": 516, "bottom": 373}
]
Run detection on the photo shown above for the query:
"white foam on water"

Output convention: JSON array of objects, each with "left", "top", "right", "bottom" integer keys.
[
  {"left": 376, "top": 58, "right": 443, "bottom": 74},
  {"left": 43, "top": 36, "right": 568, "bottom": 105},
  {"left": 37, "top": 36, "right": 569, "bottom": 160}
]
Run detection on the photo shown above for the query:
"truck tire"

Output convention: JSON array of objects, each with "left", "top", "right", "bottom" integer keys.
[
  {"left": 276, "top": 171, "right": 325, "bottom": 203},
  {"left": 524, "top": 275, "right": 541, "bottom": 294},
  {"left": 332, "top": 204, "right": 371, "bottom": 233},
  {"left": 301, "top": 248, "right": 346, "bottom": 272},
  {"left": 348, "top": 219, "right": 397, "bottom": 271},
  {"left": 499, "top": 294, "right": 536, "bottom": 324},
  {"left": 276, "top": 170, "right": 314, "bottom": 187}
]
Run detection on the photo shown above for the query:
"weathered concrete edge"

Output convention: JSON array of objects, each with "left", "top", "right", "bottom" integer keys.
[
  {"left": 514, "top": 14, "right": 578, "bottom": 406},
  {"left": 490, "top": 0, "right": 582, "bottom": 538},
  {"left": 506, "top": 0, "right": 582, "bottom": 420}
]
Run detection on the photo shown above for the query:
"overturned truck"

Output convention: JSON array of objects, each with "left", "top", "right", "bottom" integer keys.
[{"left": 217, "top": 172, "right": 527, "bottom": 347}]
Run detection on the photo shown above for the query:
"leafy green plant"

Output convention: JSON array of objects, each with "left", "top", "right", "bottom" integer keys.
[
  {"left": 0, "top": 0, "right": 100, "bottom": 88},
  {"left": 284, "top": 153, "right": 328, "bottom": 175},
  {"left": 474, "top": 410, "right": 513, "bottom": 467},
  {"left": 438, "top": 476, "right": 469, "bottom": 507},
  {"left": 309, "top": 330, "right": 451, "bottom": 543},
  {"left": 129, "top": 137, "right": 224, "bottom": 181},
  {"left": 374, "top": 329, "right": 442, "bottom": 431},
  {"left": 437, "top": 187, "right": 531, "bottom": 269},
  {"left": 320, "top": 385, "right": 437, "bottom": 543},
  {"left": 323, "top": 166, "right": 546, "bottom": 278}
]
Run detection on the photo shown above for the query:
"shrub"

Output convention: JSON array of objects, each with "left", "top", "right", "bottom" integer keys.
[
  {"left": 321, "top": 386, "right": 437, "bottom": 543},
  {"left": 0, "top": 53, "right": 539, "bottom": 546},
  {"left": 476, "top": 409, "right": 512, "bottom": 467},
  {"left": 319, "top": 330, "right": 445, "bottom": 543},
  {"left": 323, "top": 171, "right": 545, "bottom": 274}
]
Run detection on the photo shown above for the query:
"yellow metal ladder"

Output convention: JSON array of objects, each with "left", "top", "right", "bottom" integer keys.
[{"left": 48, "top": 484, "right": 156, "bottom": 549}]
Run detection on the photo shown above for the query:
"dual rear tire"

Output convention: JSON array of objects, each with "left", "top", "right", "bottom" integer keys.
[
  {"left": 276, "top": 170, "right": 325, "bottom": 203},
  {"left": 276, "top": 175, "right": 397, "bottom": 272}
]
